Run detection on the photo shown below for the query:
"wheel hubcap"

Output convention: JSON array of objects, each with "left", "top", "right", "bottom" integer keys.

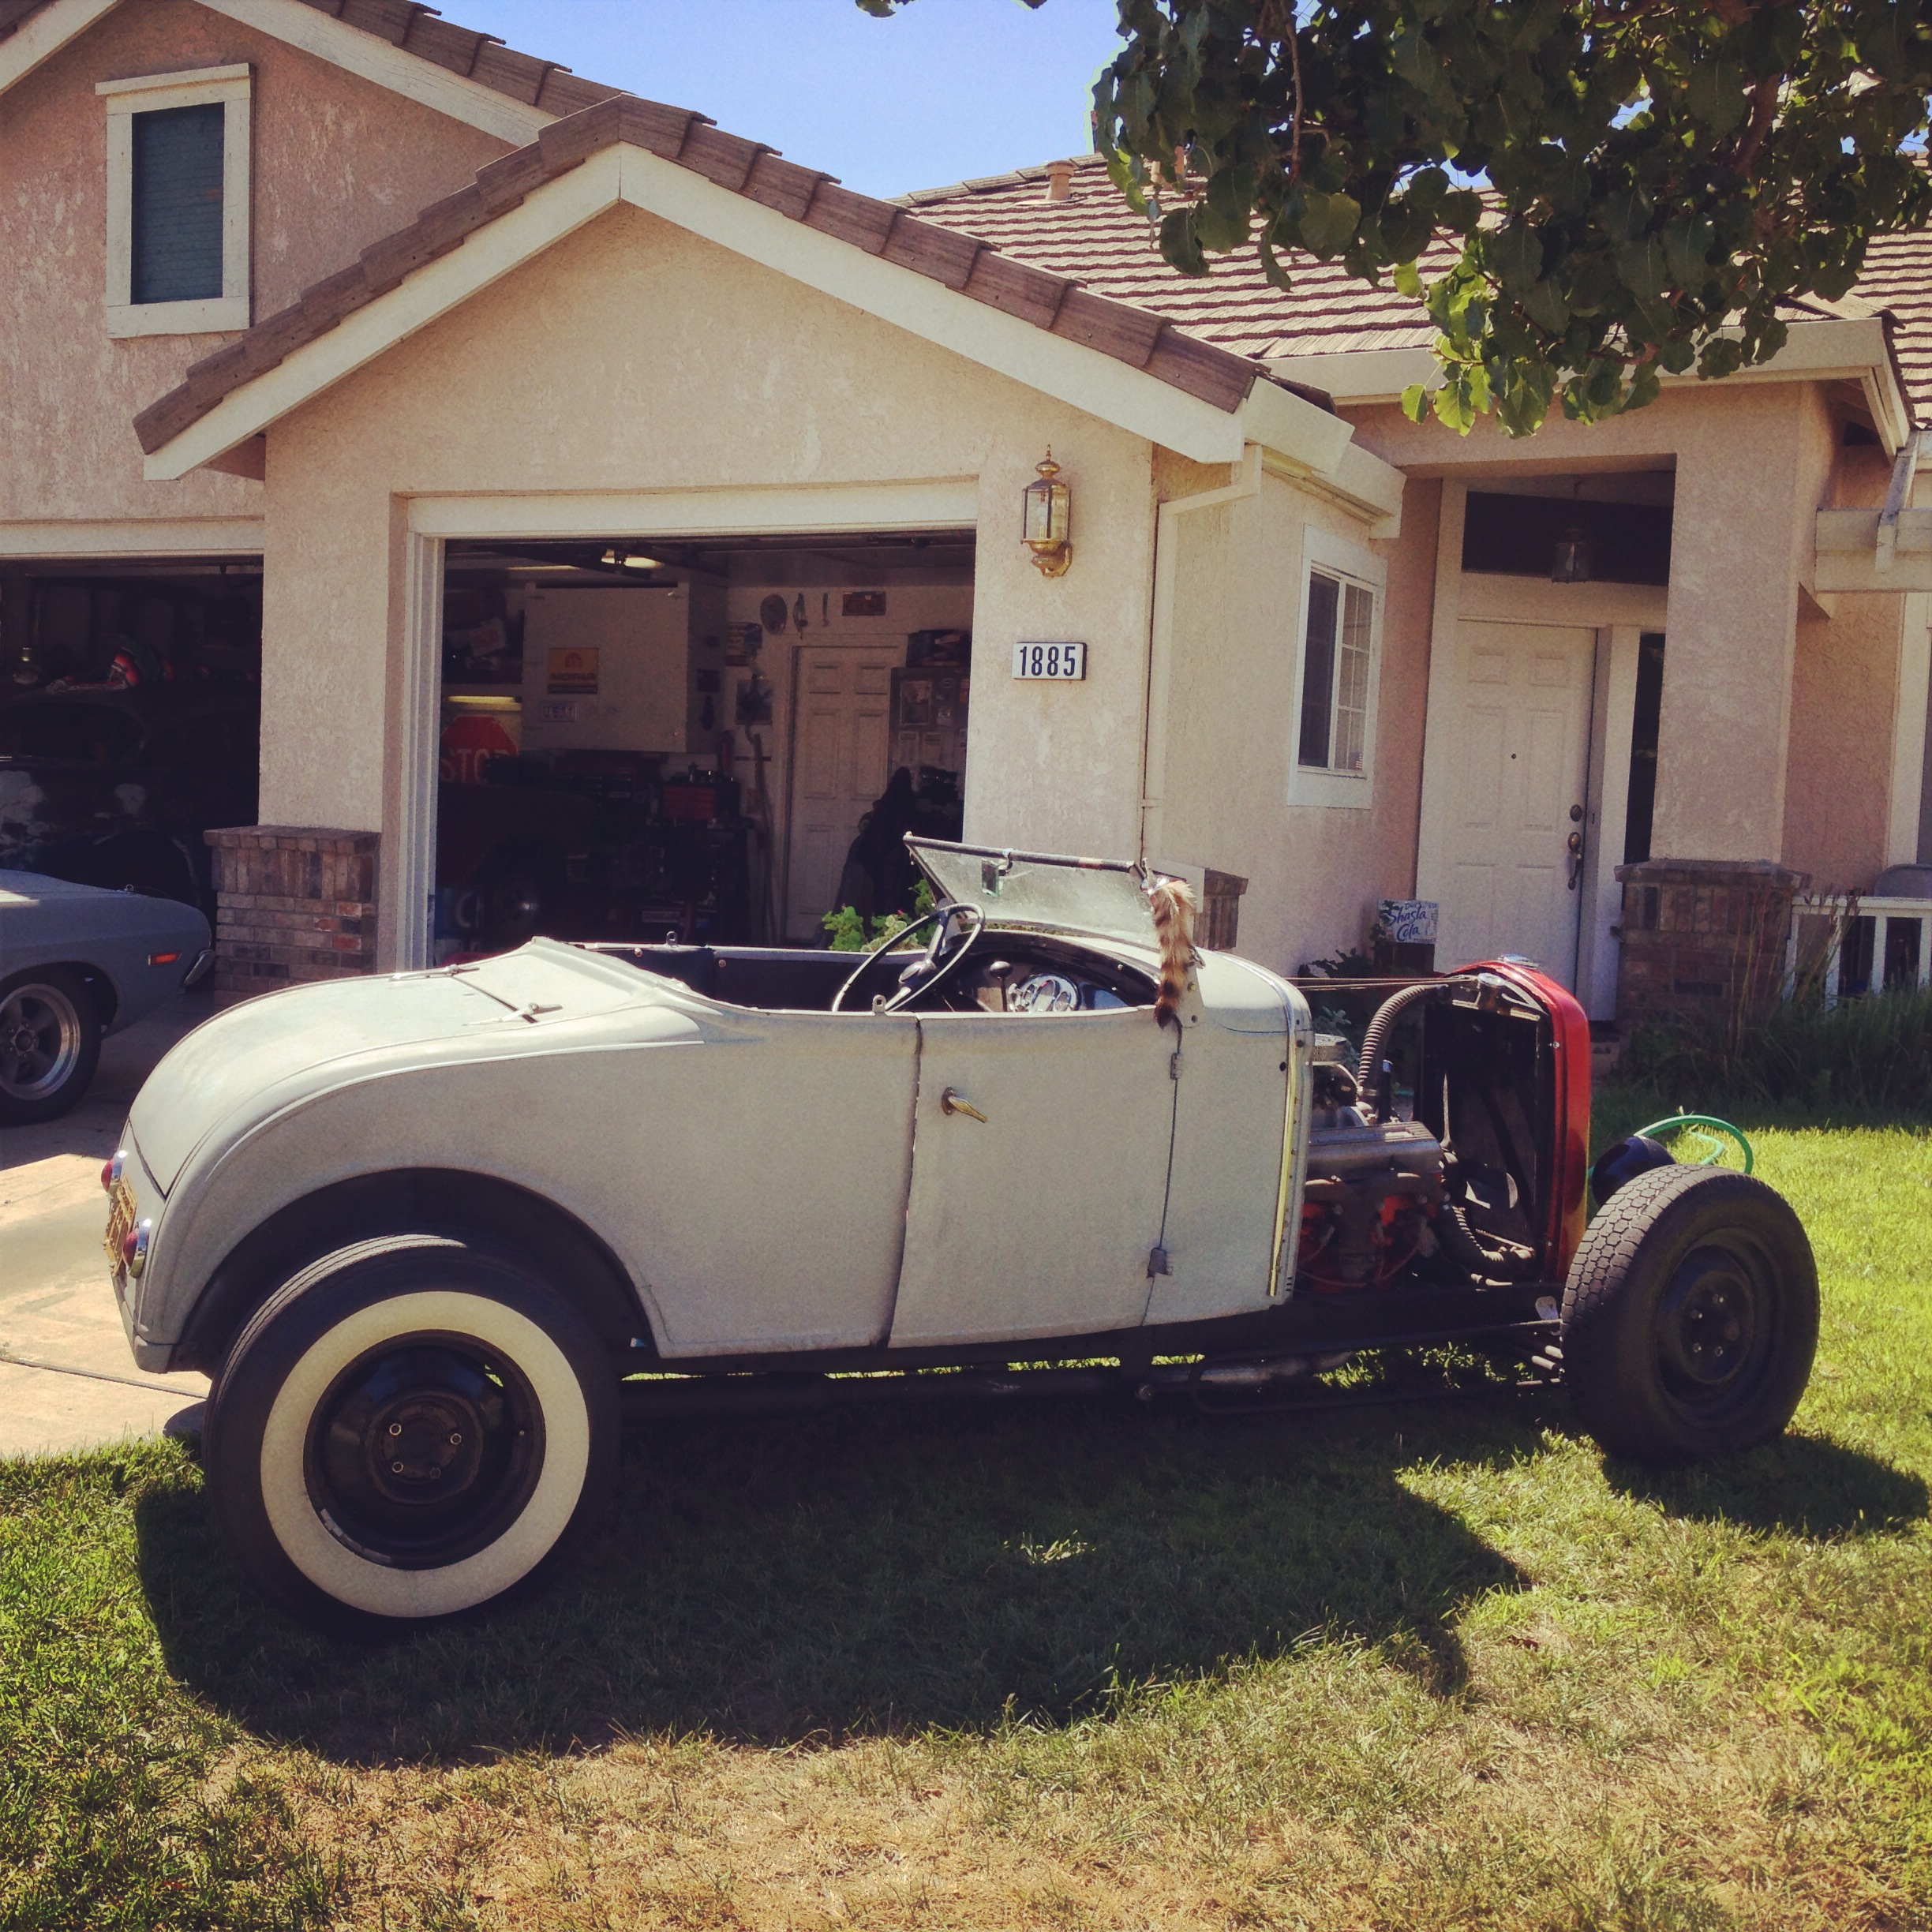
[
  {"left": 308, "top": 1338, "right": 541, "bottom": 1570},
  {"left": 1657, "top": 1247, "right": 1764, "bottom": 1400},
  {"left": 0, "top": 985, "right": 82, "bottom": 1101}
]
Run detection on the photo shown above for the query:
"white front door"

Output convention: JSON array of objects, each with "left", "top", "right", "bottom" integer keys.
[
  {"left": 784, "top": 646, "right": 897, "bottom": 940},
  {"left": 1436, "top": 620, "right": 1595, "bottom": 984}
]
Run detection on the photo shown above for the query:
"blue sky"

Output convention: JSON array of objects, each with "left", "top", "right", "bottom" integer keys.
[{"left": 443, "top": 1, "right": 1126, "bottom": 197}]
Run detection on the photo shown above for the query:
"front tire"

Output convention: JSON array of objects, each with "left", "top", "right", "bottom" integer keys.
[
  {"left": 0, "top": 968, "right": 100, "bottom": 1125},
  {"left": 204, "top": 1237, "right": 618, "bottom": 1629},
  {"left": 1560, "top": 1165, "right": 1818, "bottom": 1465}
]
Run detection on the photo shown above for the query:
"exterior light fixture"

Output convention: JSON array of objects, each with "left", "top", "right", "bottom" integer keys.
[
  {"left": 1021, "top": 451, "right": 1072, "bottom": 577},
  {"left": 1551, "top": 523, "right": 1593, "bottom": 583},
  {"left": 600, "top": 548, "right": 661, "bottom": 571}
]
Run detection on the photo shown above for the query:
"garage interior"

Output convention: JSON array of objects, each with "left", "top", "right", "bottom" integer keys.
[
  {"left": 0, "top": 559, "right": 264, "bottom": 905},
  {"left": 435, "top": 530, "right": 975, "bottom": 958}
]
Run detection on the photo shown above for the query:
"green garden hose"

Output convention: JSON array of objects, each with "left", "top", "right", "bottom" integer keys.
[{"left": 1635, "top": 1114, "right": 1754, "bottom": 1174}]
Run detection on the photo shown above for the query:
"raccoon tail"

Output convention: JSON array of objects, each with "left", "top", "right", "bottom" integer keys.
[{"left": 1148, "top": 875, "right": 1197, "bottom": 1029}]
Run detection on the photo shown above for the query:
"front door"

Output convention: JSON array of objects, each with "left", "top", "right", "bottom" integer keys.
[
  {"left": 887, "top": 1010, "right": 1175, "bottom": 1349},
  {"left": 784, "top": 646, "right": 897, "bottom": 939},
  {"left": 1436, "top": 620, "right": 1595, "bottom": 984}
]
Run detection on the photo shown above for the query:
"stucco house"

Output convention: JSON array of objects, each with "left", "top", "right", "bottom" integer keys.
[{"left": 6, "top": 0, "right": 1930, "bottom": 1026}]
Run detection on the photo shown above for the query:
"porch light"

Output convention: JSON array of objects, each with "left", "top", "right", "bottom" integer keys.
[
  {"left": 1021, "top": 452, "right": 1072, "bottom": 578},
  {"left": 1551, "top": 524, "right": 1593, "bottom": 583}
]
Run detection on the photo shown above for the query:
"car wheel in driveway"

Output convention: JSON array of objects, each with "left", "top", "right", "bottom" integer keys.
[
  {"left": 1560, "top": 1164, "right": 1818, "bottom": 1465},
  {"left": 0, "top": 968, "right": 101, "bottom": 1125},
  {"left": 204, "top": 1235, "right": 619, "bottom": 1630}
]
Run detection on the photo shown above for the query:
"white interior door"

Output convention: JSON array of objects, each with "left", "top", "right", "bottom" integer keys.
[
  {"left": 1436, "top": 620, "right": 1596, "bottom": 984},
  {"left": 784, "top": 646, "right": 897, "bottom": 940}
]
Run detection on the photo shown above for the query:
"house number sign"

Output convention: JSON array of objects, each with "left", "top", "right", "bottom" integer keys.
[{"left": 1012, "top": 639, "right": 1087, "bottom": 681}]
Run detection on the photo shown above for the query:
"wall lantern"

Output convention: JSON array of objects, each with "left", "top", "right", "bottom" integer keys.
[
  {"left": 1550, "top": 523, "right": 1593, "bottom": 583},
  {"left": 1021, "top": 451, "right": 1073, "bottom": 577}
]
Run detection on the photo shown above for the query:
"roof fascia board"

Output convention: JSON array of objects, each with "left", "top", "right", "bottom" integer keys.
[
  {"left": 190, "top": 0, "right": 552, "bottom": 143},
  {"left": 1816, "top": 505, "right": 1932, "bottom": 592},
  {"left": 0, "top": 0, "right": 119, "bottom": 95},
  {"left": 610, "top": 144, "right": 1255, "bottom": 469},
  {"left": 1237, "top": 376, "right": 1353, "bottom": 474},
  {"left": 143, "top": 148, "right": 621, "bottom": 479},
  {"left": 1269, "top": 316, "right": 1911, "bottom": 449}
]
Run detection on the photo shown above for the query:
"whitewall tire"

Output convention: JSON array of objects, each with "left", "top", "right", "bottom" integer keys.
[{"left": 205, "top": 1236, "right": 619, "bottom": 1628}]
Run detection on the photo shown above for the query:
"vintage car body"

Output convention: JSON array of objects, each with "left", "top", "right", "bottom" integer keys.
[
  {"left": 105, "top": 840, "right": 1817, "bottom": 1627},
  {"left": 0, "top": 869, "right": 211, "bottom": 1123}
]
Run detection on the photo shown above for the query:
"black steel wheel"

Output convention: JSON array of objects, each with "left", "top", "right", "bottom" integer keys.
[
  {"left": 0, "top": 968, "right": 100, "bottom": 1125},
  {"left": 205, "top": 1236, "right": 619, "bottom": 1629},
  {"left": 1560, "top": 1164, "right": 1818, "bottom": 1464}
]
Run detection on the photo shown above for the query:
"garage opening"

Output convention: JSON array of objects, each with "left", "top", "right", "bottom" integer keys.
[
  {"left": 0, "top": 559, "right": 263, "bottom": 911},
  {"left": 434, "top": 530, "right": 974, "bottom": 959}
]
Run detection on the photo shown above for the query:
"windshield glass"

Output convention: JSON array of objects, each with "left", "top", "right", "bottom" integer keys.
[{"left": 908, "top": 839, "right": 1159, "bottom": 948}]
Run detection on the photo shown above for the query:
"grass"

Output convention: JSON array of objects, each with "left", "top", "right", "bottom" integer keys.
[{"left": 4, "top": 1103, "right": 1932, "bottom": 1928}]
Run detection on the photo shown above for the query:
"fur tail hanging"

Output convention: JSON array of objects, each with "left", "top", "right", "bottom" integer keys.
[{"left": 1147, "top": 875, "right": 1197, "bottom": 1029}]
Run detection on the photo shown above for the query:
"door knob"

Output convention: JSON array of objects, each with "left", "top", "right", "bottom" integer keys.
[
  {"left": 1566, "top": 829, "right": 1584, "bottom": 891},
  {"left": 940, "top": 1087, "right": 987, "bottom": 1121}
]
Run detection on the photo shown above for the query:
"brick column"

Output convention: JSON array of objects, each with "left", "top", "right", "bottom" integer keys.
[
  {"left": 1614, "top": 858, "right": 1806, "bottom": 1027},
  {"left": 204, "top": 826, "right": 380, "bottom": 1002}
]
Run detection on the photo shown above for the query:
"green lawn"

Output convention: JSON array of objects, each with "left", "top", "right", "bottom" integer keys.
[{"left": 4, "top": 1105, "right": 1930, "bottom": 1929}]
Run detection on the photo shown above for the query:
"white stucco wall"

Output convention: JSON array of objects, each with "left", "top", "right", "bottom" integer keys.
[{"left": 253, "top": 202, "right": 1240, "bottom": 961}]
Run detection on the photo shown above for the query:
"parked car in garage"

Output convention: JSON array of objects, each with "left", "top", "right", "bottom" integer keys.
[
  {"left": 0, "top": 687, "right": 259, "bottom": 914},
  {"left": 102, "top": 838, "right": 1817, "bottom": 1629},
  {"left": 0, "top": 871, "right": 210, "bottom": 1123}
]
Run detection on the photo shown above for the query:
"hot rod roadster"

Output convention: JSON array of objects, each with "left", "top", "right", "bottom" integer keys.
[{"left": 104, "top": 838, "right": 1817, "bottom": 1627}]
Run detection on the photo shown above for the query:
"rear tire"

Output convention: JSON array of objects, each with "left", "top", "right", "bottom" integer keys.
[
  {"left": 0, "top": 968, "right": 100, "bottom": 1125},
  {"left": 1560, "top": 1164, "right": 1818, "bottom": 1464},
  {"left": 204, "top": 1235, "right": 618, "bottom": 1630}
]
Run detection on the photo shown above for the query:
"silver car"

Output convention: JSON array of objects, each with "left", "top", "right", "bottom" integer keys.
[
  {"left": 0, "top": 870, "right": 211, "bottom": 1124},
  {"left": 103, "top": 839, "right": 1817, "bottom": 1631}
]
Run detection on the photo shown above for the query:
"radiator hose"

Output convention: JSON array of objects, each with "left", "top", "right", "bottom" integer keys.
[{"left": 1355, "top": 980, "right": 1440, "bottom": 1121}]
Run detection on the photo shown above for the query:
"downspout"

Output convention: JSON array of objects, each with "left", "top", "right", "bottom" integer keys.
[{"left": 1140, "top": 443, "right": 1263, "bottom": 863}]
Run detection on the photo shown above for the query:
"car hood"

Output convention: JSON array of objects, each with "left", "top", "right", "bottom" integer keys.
[
  {"left": 0, "top": 869, "right": 210, "bottom": 950},
  {"left": 129, "top": 940, "right": 675, "bottom": 1193}
]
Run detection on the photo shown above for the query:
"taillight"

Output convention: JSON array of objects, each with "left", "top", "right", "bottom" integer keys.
[
  {"left": 102, "top": 1148, "right": 127, "bottom": 1193},
  {"left": 123, "top": 1221, "right": 152, "bottom": 1278}
]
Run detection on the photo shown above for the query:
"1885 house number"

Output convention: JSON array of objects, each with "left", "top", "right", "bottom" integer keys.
[{"left": 1012, "top": 640, "right": 1087, "bottom": 681}]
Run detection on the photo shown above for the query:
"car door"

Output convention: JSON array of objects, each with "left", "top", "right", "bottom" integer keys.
[{"left": 886, "top": 1009, "right": 1176, "bottom": 1348}]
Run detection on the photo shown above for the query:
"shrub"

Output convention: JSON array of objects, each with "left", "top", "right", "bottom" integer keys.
[{"left": 1621, "top": 983, "right": 1932, "bottom": 1114}]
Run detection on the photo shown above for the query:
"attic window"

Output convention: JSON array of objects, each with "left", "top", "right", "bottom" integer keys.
[{"left": 99, "top": 66, "right": 251, "bottom": 339}]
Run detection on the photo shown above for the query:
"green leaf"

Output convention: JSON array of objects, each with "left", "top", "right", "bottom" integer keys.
[
  {"left": 1400, "top": 382, "right": 1431, "bottom": 423},
  {"left": 1158, "top": 206, "right": 1208, "bottom": 278},
  {"left": 1686, "top": 54, "right": 1749, "bottom": 138},
  {"left": 1393, "top": 260, "right": 1425, "bottom": 300}
]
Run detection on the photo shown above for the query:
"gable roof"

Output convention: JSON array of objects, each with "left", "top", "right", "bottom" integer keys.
[
  {"left": 135, "top": 93, "right": 1377, "bottom": 494},
  {"left": 0, "top": 0, "right": 624, "bottom": 138},
  {"left": 904, "top": 154, "right": 1928, "bottom": 434}
]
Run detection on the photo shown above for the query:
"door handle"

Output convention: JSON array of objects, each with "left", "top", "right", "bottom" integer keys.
[
  {"left": 1566, "top": 829, "right": 1584, "bottom": 891},
  {"left": 940, "top": 1087, "right": 987, "bottom": 1121}
]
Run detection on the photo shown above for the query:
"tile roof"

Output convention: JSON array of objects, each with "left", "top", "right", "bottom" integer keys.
[
  {"left": 901, "top": 154, "right": 1932, "bottom": 425},
  {"left": 135, "top": 98, "right": 1280, "bottom": 458},
  {"left": 0, "top": 0, "right": 627, "bottom": 119}
]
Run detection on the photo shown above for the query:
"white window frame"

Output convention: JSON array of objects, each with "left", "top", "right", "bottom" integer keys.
[
  {"left": 1288, "top": 523, "right": 1387, "bottom": 809},
  {"left": 99, "top": 63, "right": 251, "bottom": 339}
]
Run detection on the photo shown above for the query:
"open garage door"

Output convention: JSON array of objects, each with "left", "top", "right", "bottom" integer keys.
[
  {"left": 0, "top": 558, "right": 262, "bottom": 915},
  {"left": 431, "top": 530, "right": 973, "bottom": 960}
]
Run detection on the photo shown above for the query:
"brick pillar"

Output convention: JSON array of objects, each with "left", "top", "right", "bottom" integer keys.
[
  {"left": 204, "top": 826, "right": 380, "bottom": 1002},
  {"left": 1613, "top": 858, "right": 1806, "bottom": 1027}
]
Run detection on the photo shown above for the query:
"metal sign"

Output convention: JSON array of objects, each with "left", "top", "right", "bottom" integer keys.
[{"left": 1012, "top": 639, "right": 1087, "bottom": 681}]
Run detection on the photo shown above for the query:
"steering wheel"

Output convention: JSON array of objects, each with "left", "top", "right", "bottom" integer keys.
[{"left": 831, "top": 904, "right": 983, "bottom": 1014}]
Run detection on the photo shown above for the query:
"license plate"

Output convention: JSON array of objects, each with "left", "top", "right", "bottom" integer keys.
[{"left": 103, "top": 1176, "right": 136, "bottom": 1276}]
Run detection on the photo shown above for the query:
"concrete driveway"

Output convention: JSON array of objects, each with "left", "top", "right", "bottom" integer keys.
[{"left": 2, "top": 996, "right": 213, "bottom": 1458}]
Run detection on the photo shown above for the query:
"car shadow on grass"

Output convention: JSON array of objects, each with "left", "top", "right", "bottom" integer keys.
[
  {"left": 135, "top": 1394, "right": 1532, "bottom": 1765},
  {"left": 1601, "top": 1429, "right": 1930, "bottom": 1538}
]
